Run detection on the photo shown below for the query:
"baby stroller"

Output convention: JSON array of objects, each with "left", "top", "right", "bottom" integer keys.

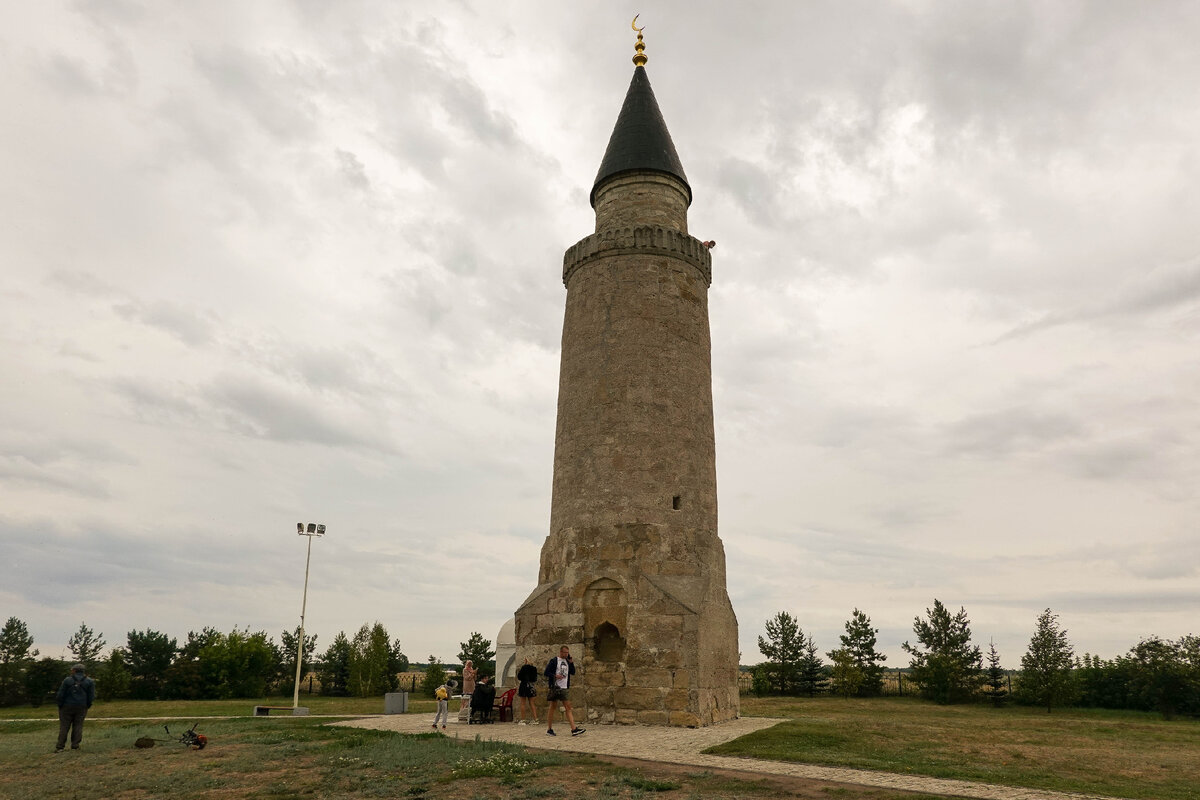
[{"left": 468, "top": 681, "right": 497, "bottom": 724}]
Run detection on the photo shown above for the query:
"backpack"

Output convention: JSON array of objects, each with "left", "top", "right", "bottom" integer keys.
[{"left": 435, "top": 686, "right": 448, "bottom": 701}]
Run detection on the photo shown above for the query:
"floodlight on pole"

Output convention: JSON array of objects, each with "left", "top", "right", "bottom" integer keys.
[{"left": 293, "top": 522, "right": 325, "bottom": 709}]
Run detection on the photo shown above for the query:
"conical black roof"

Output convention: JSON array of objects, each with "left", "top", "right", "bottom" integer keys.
[{"left": 591, "top": 66, "right": 690, "bottom": 207}]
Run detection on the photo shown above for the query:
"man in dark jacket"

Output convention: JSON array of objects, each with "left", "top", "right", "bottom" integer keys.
[
  {"left": 55, "top": 663, "right": 95, "bottom": 751},
  {"left": 544, "top": 646, "right": 584, "bottom": 736}
]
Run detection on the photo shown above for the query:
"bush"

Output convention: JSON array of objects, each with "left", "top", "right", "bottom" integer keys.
[
  {"left": 24, "top": 658, "right": 68, "bottom": 707},
  {"left": 1073, "top": 637, "right": 1200, "bottom": 719},
  {"left": 750, "top": 664, "right": 772, "bottom": 696},
  {"left": 422, "top": 659, "right": 448, "bottom": 698}
]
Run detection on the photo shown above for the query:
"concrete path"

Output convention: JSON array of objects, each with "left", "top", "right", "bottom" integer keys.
[{"left": 333, "top": 715, "right": 1131, "bottom": 800}]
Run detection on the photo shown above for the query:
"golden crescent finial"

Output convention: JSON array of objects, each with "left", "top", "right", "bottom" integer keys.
[{"left": 631, "top": 14, "right": 647, "bottom": 66}]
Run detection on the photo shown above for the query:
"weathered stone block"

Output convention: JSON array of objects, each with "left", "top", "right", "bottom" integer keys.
[
  {"left": 585, "top": 669, "right": 626, "bottom": 688},
  {"left": 615, "top": 687, "right": 665, "bottom": 708},
  {"left": 539, "top": 613, "right": 584, "bottom": 629},
  {"left": 631, "top": 668, "right": 673, "bottom": 687},
  {"left": 614, "top": 708, "right": 639, "bottom": 725},
  {"left": 663, "top": 688, "right": 689, "bottom": 711}
]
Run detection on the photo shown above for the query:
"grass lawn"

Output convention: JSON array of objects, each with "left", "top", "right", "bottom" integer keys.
[
  {"left": 718, "top": 696, "right": 1200, "bottom": 800},
  {"left": 3, "top": 696, "right": 1196, "bottom": 798},
  {"left": 0, "top": 694, "right": 418, "bottom": 719},
  {"left": 0, "top": 710, "right": 943, "bottom": 800}
]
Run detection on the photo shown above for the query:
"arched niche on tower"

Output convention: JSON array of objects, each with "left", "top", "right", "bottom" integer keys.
[
  {"left": 583, "top": 577, "right": 627, "bottom": 657},
  {"left": 593, "top": 621, "right": 626, "bottom": 662}
]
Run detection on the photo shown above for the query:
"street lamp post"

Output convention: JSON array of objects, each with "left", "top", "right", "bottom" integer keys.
[{"left": 293, "top": 522, "right": 325, "bottom": 709}]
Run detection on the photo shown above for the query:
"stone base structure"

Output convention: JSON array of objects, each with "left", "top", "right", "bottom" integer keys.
[{"left": 516, "top": 552, "right": 738, "bottom": 727}]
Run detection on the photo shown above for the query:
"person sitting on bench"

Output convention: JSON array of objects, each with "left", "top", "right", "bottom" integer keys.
[{"left": 469, "top": 675, "right": 497, "bottom": 723}]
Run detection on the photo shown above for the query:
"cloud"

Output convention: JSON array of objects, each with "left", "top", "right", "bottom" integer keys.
[
  {"left": 994, "top": 256, "right": 1200, "bottom": 342},
  {"left": 944, "top": 407, "right": 1086, "bottom": 458},
  {"left": 3, "top": 2, "right": 1199, "bottom": 667},
  {"left": 335, "top": 149, "right": 369, "bottom": 190},
  {"left": 203, "top": 374, "right": 392, "bottom": 450},
  {"left": 113, "top": 299, "right": 219, "bottom": 347}
]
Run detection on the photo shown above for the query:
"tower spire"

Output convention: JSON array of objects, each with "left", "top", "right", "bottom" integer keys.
[
  {"left": 632, "top": 15, "right": 647, "bottom": 67},
  {"left": 590, "top": 17, "right": 690, "bottom": 208}
]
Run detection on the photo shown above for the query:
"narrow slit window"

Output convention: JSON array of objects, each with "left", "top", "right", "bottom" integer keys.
[{"left": 672, "top": 495, "right": 681, "bottom": 510}]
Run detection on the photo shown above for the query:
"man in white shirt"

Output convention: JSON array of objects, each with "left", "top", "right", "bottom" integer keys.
[{"left": 543, "top": 645, "right": 585, "bottom": 736}]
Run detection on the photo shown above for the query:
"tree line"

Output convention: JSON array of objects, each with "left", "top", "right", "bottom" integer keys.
[
  {"left": 0, "top": 617, "right": 409, "bottom": 705},
  {"left": 754, "top": 602, "right": 1200, "bottom": 719},
  {"left": 0, "top": 617, "right": 504, "bottom": 706}
]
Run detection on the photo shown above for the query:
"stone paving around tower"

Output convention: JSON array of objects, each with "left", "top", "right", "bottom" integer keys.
[{"left": 333, "top": 714, "right": 1130, "bottom": 800}]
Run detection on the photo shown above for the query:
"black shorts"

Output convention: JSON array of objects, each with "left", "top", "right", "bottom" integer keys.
[
  {"left": 547, "top": 685, "right": 569, "bottom": 702},
  {"left": 518, "top": 682, "right": 536, "bottom": 698}
]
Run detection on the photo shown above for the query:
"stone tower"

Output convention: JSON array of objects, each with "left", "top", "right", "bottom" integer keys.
[{"left": 514, "top": 29, "right": 739, "bottom": 727}]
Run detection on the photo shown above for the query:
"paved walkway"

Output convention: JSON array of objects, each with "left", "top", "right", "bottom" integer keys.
[{"left": 333, "top": 715, "right": 1130, "bottom": 800}]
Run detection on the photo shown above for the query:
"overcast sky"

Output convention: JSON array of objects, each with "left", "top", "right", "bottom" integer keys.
[{"left": 3, "top": 1, "right": 1198, "bottom": 673}]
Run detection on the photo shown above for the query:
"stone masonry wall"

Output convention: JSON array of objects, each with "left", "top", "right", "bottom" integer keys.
[{"left": 514, "top": 169, "right": 739, "bottom": 726}]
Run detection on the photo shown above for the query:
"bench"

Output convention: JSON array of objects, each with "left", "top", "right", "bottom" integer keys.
[{"left": 254, "top": 705, "right": 309, "bottom": 716}]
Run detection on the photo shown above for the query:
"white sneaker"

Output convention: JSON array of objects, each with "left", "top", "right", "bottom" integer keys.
[{"left": 517, "top": 720, "right": 527, "bottom": 725}]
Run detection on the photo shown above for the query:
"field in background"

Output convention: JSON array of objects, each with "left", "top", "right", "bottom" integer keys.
[
  {"left": 0, "top": 695, "right": 434, "bottom": 720},
  {"left": 726, "top": 696, "right": 1200, "bottom": 800},
  {"left": 735, "top": 670, "right": 1000, "bottom": 696}
]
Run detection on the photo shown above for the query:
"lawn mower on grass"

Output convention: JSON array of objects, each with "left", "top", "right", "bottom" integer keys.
[{"left": 134, "top": 722, "right": 208, "bottom": 750}]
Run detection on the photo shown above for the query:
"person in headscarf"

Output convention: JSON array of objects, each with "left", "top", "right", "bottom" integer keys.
[{"left": 460, "top": 660, "right": 477, "bottom": 710}]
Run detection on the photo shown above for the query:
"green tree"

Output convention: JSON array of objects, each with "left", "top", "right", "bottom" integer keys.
[
  {"left": 125, "top": 629, "right": 177, "bottom": 700},
  {"left": 901, "top": 599, "right": 982, "bottom": 704},
  {"left": 1018, "top": 608, "right": 1075, "bottom": 712},
  {"left": 1127, "top": 636, "right": 1192, "bottom": 720},
  {"left": 67, "top": 622, "right": 107, "bottom": 672},
  {"left": 757, "top": 612, "right": 806, "bottom": 694},
  {"left": 96, "top": 648, "right": 131, "bottom": 700},
  {"left": 280, "top": 625, "right": 319, "bottom": 693},
  {"left": 828, "top": 647, "right": 864, "bottom": 698},
  {"left": 199, "top": 628, "right": 280, "bottom": 698},
  {"left": 797, "top": 633, "right": 828, "bottom": 696},
  {"left": 163, "top": 628, "right": 218, "bottom": 700},
  {"left": 750, "top": 664, "right": 773, "bottom": 696},
  {"left": 349, "top": 622, "right": 407, "bottom": 696},
  {"left": 24, "top": 657, "right": 69, "bottom": 707},
  {"left": 983, "top": 639, "right": 1008, "bottom": 707},
  {"left": 457, "top": 632, "right": 496, "bottom": 678},
  {"left": 317, "top": 632, "right": 352, "bottom": 696},
  {"left": 0, "top": 617, "right": 38, "bottom": 706},
  {"left": 1179, "top": 634, "right": 1200, "bottom": 717},
  {"left": 421, "top": 655, "right": 448, "bottom": 698},
  {"left": 832, "top": 609, "right": 887, "bottom": 696}
]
